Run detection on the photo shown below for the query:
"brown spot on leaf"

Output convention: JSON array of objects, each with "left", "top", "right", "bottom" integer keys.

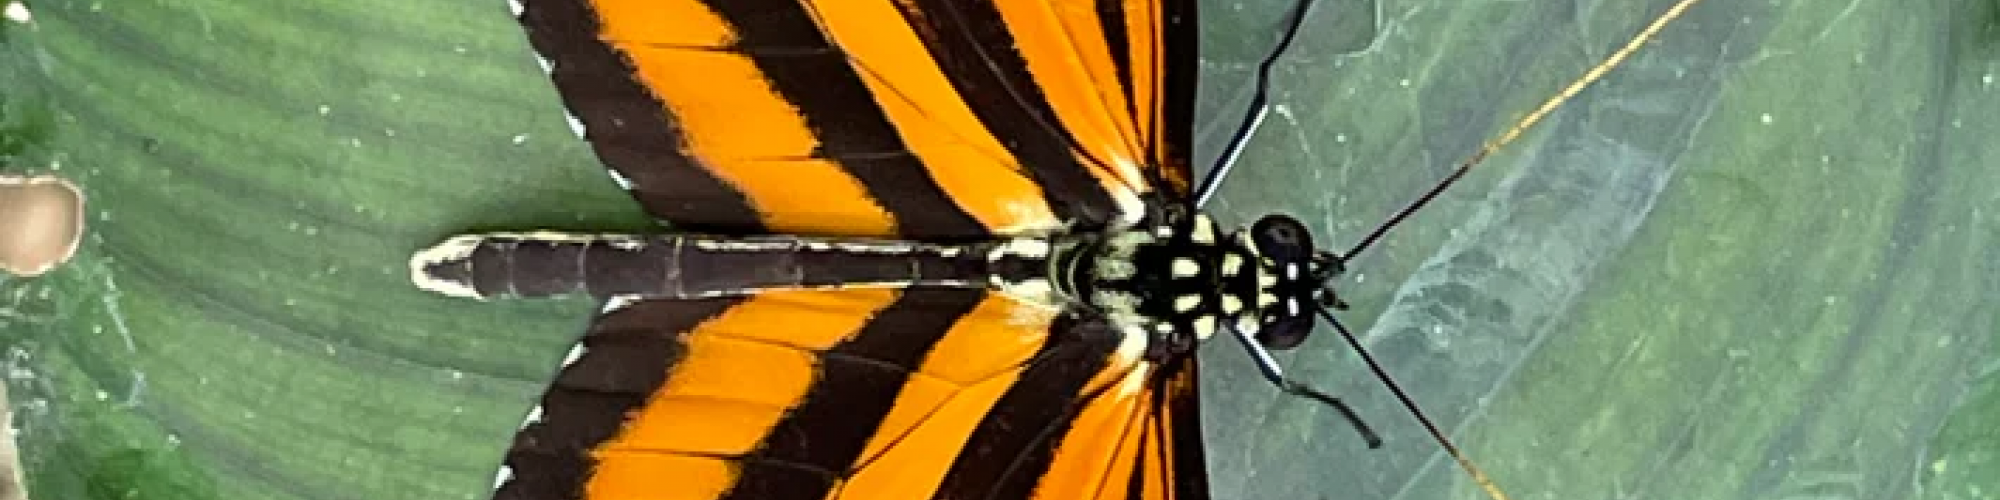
[{"left": 0, "top": 174, "right": 85, "bottom": 277}]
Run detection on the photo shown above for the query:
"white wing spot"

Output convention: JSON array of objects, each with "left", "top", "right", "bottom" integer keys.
[
  {"left": 561, "top": 343, "right": 587, "bottom": 367},
  {"left": 493, "top": 466, "right": 515, "bottom": 489},
  {"left": 997, "top": 198, "right": 1064, "bottom": 234},
  {"left": 1120, "top": 324, "right": 1152, "bottom": 347},
  {"left": 1004, "top": 299, "right": 1063, "bottom": 327},
  {"left": 1106, "top": 185, "right": 1148, "bottom": 229},
  {"left": 601, "top": 294, "right": 644, "bottom": 313},
  {"left": 604, "top": 168, "right": 636, "bottom": 190},
  {"left": 1171, "top": 258, "right": 1200, "bottom": 278},
  {"left": 998, "top": 278, "right": 1060, "bottom": 309},
  {"left": 1112, "top": 323, "right": 1150, "bottom": 372}
]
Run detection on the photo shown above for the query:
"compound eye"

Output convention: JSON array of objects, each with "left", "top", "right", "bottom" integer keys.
[
  {"left": 1249, "top": 215, "right": 1314, "bottom": 262},
  {"left": 1256, "top": 312, "right": 1312, "bottom": 350}
]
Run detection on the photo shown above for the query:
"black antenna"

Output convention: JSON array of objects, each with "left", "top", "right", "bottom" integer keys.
[
  {"left": 1191, "top": 0, "right": 1321, "bottom": 208},
  {"left": 1198, "top": 0, "right": 1708, "bottom": 497},
  {"left": 1342, "top": 0, "right": 1707, "bottom": 261}
]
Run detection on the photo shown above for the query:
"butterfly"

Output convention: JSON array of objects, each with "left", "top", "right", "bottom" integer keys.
[{"left": 410, "top": 0, "right": 1702, "bottom": 498}]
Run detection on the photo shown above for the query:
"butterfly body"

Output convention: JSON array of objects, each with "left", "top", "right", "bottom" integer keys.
[{"left": 413, "top": 210, "right": 1335, "bottom": 361}]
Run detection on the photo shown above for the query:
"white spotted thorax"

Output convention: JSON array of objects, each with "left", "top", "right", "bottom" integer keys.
[{"left": 986, "top": 210, "right": 1338, "bottom": 360}]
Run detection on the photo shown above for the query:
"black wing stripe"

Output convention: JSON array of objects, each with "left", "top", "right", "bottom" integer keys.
[
  {"left": 1155, "top": 0, "right": 1197, "bottom": 185},
  {"left": 1159, "top": 356, "right": 1210, "bottom": 500},
  {"left": 1127, "top": 374, "right": 1166, "bottom": 500},
  {"left": 897, "top": 0, "right": 1125, "bottom": 229},
  {"left": 1098, "top": 0, "right": 1136, "bottom": 126},
  {"left": 494, "top": 298, "right": 741, "bottom": 500},
  {"left": 721, "top": 288, "right": 987, "bottom": 500},
  {"left": 700, "top": 0, "right": 989, "bottom": 239},
  {"left": 933, "top": 316, "right": 1122, "bottom": 500},
  {"left": 518, "top": 0, "right": 764, "bottom": 234}
]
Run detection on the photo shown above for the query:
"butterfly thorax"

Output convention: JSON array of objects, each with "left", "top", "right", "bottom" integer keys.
[{"left": 985, "top": 212, "right": 1330, "bottom": 358}]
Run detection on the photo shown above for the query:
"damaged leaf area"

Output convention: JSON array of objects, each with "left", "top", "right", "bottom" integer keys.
[
  {"left": 1, "top": 0, "right": 1997, "bottom": 499},
  {"left": 0, "top": 175, "right": 84, "bottom": 278}
]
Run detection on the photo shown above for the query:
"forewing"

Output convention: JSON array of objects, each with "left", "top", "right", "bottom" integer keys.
[{"left": 515, "top": 0, "right": 1196, "bottom": 238}]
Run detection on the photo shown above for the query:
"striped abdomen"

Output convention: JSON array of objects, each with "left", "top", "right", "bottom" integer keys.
[{"left": 409, "top": 232, "right": 997, "bottom": 300}]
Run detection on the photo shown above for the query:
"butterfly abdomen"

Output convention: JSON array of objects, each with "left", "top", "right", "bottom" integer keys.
[{"left": 409, "top": 232, "right": 997, "bottom": 300}]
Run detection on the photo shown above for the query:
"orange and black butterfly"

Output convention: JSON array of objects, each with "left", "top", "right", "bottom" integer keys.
[{"left": 410, "top": 0, "right": 1700, "bottom": 498}]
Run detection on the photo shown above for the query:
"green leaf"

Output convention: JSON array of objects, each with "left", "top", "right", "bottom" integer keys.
[{"left": 1, "top": 0, "right": 1996, "bottom": 499}]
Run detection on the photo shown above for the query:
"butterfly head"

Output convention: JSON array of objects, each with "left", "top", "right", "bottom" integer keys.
[{"left": 1225, "top": 214, "right": 1348, "bottom": 350}]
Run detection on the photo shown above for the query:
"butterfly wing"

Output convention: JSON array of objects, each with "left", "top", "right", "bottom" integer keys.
[
  {"left": 496, "top": 0, "right": 1204, "bottom": 499},
  {"left": 1012, "top": 347, "right": 1208, "bottom": 500},
  {"left": 518, "top": 0, "right": 1195, "bottom": 238},
  {"left": 502, "top": 291, "right": 1206, "bottom": 500}
]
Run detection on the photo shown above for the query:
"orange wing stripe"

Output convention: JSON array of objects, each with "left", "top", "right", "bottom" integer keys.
[
  {"left": 596, "top": 0, "right": 897, "bottom": 235},
  {"left": 1037, "top": 364, "right": 1155, "bottom": 500},
  {"left": 587, "top": 291, "right": 896, "bottom": 496},
  {"left": 998, "top": 1, "right": 1147, "bottom": 187},
  {"left": 587, "top": 453, "right": 736, "bottom": 500},
  {"left": 804, "top": 0, "right": 1062, "bottom": 235},
  {"left": 841, "top": 294, "right": 1056, "bottom": 497}
]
